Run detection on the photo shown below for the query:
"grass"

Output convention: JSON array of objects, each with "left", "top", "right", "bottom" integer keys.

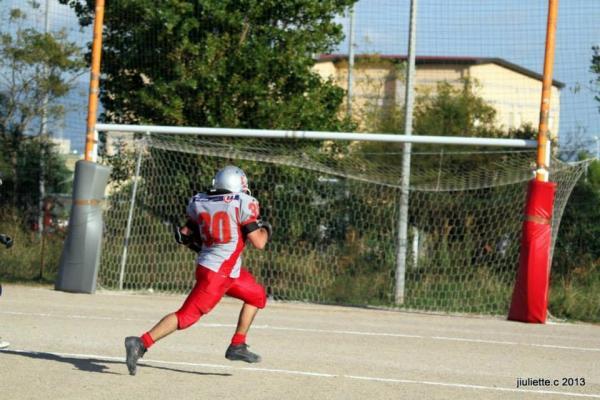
[
  {"left": 0, "top": 215, "right": 64, "bottom": 283},
  {"left": 2, "top": 210, "right": 599, "bottom": 322},
  {"left": 549, "top": 264, "right": 600, "bottom": 323},
  {"left": 402, "top": 268, "right": 514, "bottom": 315}
]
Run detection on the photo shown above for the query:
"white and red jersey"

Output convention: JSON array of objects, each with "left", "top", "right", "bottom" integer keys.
[{"left": 186, "top": 191, "right": 260, "bottom": 278}]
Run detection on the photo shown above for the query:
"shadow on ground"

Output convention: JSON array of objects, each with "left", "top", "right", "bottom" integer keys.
[{"left": 0, "top": 350, "right": 232, "bottom": 377}]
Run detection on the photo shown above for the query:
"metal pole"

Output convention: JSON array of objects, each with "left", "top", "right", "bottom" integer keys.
[
  {"left": 411, "top": 227, "right": 419, "bottom": 268},
  {"left": 40, "top": 0, "right": 51, "bottom": 138},
  {"left": 347, "top": 6, "right": 356, "bottom": 118},
  {"left": 395, "top": 0, "right": 418, "bottom": 305},
  {"left": 38, "top": 0, "right": 51, "bottom": 243},
  {"left": 535, "top": 0, "right": 559, "bottom": 182},
  {"left": 95, "top": 124, "right": 537, "bottom": 148},
  {"left": 118, "top": 134, "right": 146, "bottom": 290},
  {"left": 85, "top": 0, "right": 106, "bottom": 162}
]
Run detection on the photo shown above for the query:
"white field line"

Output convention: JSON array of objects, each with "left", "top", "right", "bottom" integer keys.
[
  {"left": 1, "top": 349, "right": 599, "bottom": 399},
  {"left": 2, "top": 310, "right": 600, "bottom": 353},
  {"left": 4, "top": 290, "right": 597, "bottom": 341}
]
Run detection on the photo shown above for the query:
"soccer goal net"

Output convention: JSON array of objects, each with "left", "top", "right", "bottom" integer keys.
[{"left": 97, "top": 125, "right": 585, "bottom": 315}]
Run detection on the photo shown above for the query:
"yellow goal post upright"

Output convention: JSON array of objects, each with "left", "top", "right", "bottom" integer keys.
[{"left": 508, "top": 0, "right": 559, "bottom": 323}]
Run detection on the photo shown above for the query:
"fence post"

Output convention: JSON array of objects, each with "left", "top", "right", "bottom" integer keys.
[
  {"left": 395, "top": 0, "right": 418, "bottom": 305},
  {"left": 118, "top": 133, "right": 147, "bottom": 290}
]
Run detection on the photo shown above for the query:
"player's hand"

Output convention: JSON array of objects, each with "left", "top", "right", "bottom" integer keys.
[
  {"left": 172, "top": 223, "right": 187, "bottom": 245},
  {"left": 171, "top": 223, "right": 199, "bottom": 251},
  {"left": 0, "top": 234, "right": 13, "bottom": 249},
  {"left": 258, "top": 220, "right": 272, "bottom": 240}
]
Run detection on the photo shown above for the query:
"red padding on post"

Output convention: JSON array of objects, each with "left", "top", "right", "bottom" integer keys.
[{"left": 508, "top": 180, "right": 556, "bottom": 323}]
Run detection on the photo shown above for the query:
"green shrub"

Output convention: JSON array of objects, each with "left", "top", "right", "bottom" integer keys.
[{"left": 0, "top": 209, "right": 64, "bottom": 282}]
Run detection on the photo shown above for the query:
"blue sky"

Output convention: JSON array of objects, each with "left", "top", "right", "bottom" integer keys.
[{"left": 2, "top": 0, "right": 599, "bottom": 156}]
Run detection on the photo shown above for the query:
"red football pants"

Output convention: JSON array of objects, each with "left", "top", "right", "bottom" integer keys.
[{"left": 175, "top": 266, "right": 267, "bottom": 330}]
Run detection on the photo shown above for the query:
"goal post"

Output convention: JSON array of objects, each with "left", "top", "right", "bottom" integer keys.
[
  {"left": 95, "top": 123, "right": 585, "bottom": 315},
  {"left": 508, "top": 0, "right": 559, "bottom": 324},
  {"left": 96, "top": 123, "right": 537, "bottom": 147}
]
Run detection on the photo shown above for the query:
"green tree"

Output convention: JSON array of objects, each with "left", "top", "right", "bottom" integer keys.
[
  {"left": 553, "top": 156, "right": 600, "bottom": 276},
  {"left": 356, "top": 77, "right": 524, "bottom": 184},
  {"left": 413, "top": 78, "right": 502, "bottom": 138},
  {"left": 552, "top": 47, "right": 600, "bottom": 275},
  {"left": 60, "top": 0, "right": 356, "bottom": 131},
  {"left": 0, "top": 3, "right": 84, "bottom": 214},
  {"left": 61, "top": 0, "right": 358, "bottom": 262},
  {"left": 550, "top": 156, "right": 600, "bottom": 321},
  {"left": 544, "top": 47, "right": 600, "bottom": 321}
]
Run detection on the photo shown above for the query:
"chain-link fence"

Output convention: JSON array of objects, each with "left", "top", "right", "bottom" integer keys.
[{"left": 97, "top": 131, "right": 585, "bottom": 314}]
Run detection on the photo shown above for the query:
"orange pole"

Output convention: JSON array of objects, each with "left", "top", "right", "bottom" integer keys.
[
  {"left": 84, "top": 0, "right": 106, "bottom": 161},
  {"left": 535, "top": 0, "right": 559, "bottom": 182}
]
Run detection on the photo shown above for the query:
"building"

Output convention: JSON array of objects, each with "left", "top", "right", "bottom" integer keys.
[
  {"left": 313, "top": 55, "right": 564, "bottom": 138},
  {"left": 50, "top": 137, "right": 72, "bottom": 155}
]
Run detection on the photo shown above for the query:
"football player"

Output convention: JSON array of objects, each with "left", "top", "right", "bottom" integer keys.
[{"left": 124, "top": 166, "right": 272, "bottom": 375}]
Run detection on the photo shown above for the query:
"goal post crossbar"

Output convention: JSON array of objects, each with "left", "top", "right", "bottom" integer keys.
[{"left": 95, "top": 123, "right": 538, "bottom": 149}]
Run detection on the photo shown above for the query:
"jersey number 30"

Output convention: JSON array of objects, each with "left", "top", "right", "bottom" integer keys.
[{"left": 198, "top": 211, "right": 231, "bottom": 246}]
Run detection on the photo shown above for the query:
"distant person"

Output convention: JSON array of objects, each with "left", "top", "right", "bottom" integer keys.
[{"left": 124, "top": 166, "right": 272, "bottom": 375}]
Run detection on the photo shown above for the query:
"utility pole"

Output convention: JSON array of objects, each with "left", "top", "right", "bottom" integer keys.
[
  {"left": 347, "top": 6, "right": 356, "bottom": 118},
  {"left": 38, "top": 0, "right": 51, "bottom": 280},
  {"left": 395, "top": 0, "right": 418, "bottom": 305}
]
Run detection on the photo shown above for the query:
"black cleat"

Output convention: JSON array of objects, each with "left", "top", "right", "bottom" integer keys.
[
  {"left": 124, "top": 336, "right": 147, "bottom": 375},
  {"left": 225, "top": 343, "right": 261, "bottom": 363}
]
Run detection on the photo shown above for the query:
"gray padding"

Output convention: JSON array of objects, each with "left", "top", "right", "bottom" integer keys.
[{"left": 55, "top": 161, "right": 111, "bottom": 294}]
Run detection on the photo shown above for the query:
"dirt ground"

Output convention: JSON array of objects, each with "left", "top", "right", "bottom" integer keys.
[{"left": 0, "top": 284, "right": 599, "bottom": 399}]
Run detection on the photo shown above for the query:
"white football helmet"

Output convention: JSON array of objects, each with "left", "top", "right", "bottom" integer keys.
[{"left": 212, "top": 165, "right": 250, "bottom": 194}]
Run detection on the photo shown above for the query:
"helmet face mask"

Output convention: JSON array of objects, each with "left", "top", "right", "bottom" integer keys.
[{"left": 212, "top": 165, "right": 250, "bottom": 194}]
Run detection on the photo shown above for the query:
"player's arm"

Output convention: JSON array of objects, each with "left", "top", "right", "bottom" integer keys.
[
  {"left": 239, "top": 194, "right": 272, "bottom": 250},
  {"left": 242, "top": 220, "right": 272, "bottom": 250}
]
